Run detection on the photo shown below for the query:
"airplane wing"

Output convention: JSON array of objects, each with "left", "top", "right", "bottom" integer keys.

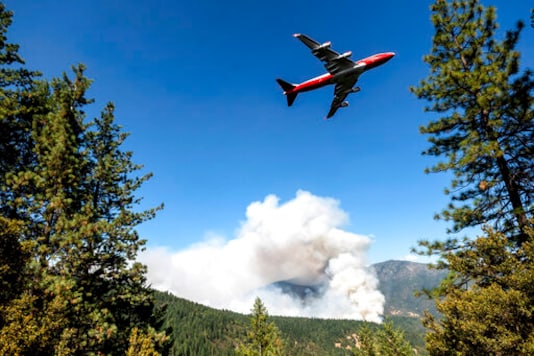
[
  {"left": 294, "top": 33, "right": 355, "bottom": 75},
  {"left": 326, "top": 78, "right": 359, "bottom": 119}
]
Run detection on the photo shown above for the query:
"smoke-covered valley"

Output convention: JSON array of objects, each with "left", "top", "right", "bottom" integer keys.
[{"left": 140, "top": 190, "right": 385, "bottom": 322}]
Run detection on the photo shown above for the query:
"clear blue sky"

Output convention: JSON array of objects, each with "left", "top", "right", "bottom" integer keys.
[{"left": 6, "top": 0, "right": 533, "bottom": 263}]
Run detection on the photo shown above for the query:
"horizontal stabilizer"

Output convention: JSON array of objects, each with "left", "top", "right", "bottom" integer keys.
[
  {"left": 276, "top": 78, "right": 295, "bottom": 92},
  {"left": 276, "top": 78, "right": 298, "bottom": 107}
]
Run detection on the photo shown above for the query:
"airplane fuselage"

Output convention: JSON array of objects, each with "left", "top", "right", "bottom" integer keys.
[
  {"left": 277, "top": 33, "right": 395, "bottom": 118},
  {"left": 286, "top": 52, "right": 395, "bottom": 96}
]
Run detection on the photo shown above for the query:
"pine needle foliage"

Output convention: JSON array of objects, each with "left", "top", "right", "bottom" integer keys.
[
  {"left": 412, "top": 1, "right": 534, "bottom": 354},
  {"left": 237, "top": 297, "right": 285, "bottom": 356},
  {"left": 411, "top": 0, "right": 533, "bottom": 245},
  {"left": 423, "top": 226, "right": 534, "bottom": 355},
  {"left": 0, "top": 3, "right": 167, "bottom": 354},
  {"left": 345, "top": 320, "right": 415, "bottom": 356}
]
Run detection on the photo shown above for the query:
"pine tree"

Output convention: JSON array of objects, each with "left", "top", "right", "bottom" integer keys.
[
  {"left": 423, "top": 226, "right": 534, "bottom": 354},
  {"left": 377, "top": 321, "right": 416, "bottom": 356},
  {"left": 0, "top": 3, "right": 167, "bottom": 353},
  {"left": 412, "top": 1, "right": 534, "bottom": 354},
  {"left": 237, "top": 297, "right": 284, "bottom": 356},
  {"left": 411, "top": 0, "right": 533, "bottom": 245},
  {"left": 346, "top": 321, "right": 415, "bottom": 356},
  {"left": 0, "top": 3, "right": 41, "bottom": 307},
  {"left": 350, "top": 323, "right": 378, "bottom": 356},
  {"left": 0, "top": 3, "right": 42, "bottom": 219}
]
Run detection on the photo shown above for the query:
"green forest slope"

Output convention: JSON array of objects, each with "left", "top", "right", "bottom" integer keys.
[
  {"left": 154, "top": 291, "right": 427, "bottom": 355},
  {"left": 153, "top": 260, "right": 445, "bottom": 354}
]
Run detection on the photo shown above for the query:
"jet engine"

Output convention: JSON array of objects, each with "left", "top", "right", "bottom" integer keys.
[
  {"left": 314, "top": 41, "right": 331, "bottom": 51},
  {"left": 340, "top": 101, "right": 349, "bottom": 107},
  {"left": 343, "top": 87, "right": 361, "bottom": 95},
  {"left": 333, "top": 51, "right": 352, "bottom": 61}
]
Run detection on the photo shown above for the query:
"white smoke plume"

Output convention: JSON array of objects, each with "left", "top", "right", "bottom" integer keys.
[{"left": 140, "top": 190, "right": 384, "bottom": 322}]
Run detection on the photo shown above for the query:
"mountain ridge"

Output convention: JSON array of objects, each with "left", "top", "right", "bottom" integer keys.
[
  {"left": 154, "top": 260, "right": 446, "bottom": 355},
  {"left": 372, "top": 259, "right": 448, "bottom": 317}
]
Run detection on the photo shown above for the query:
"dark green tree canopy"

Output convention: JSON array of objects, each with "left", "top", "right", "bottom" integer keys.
[
  {"left": 0, "top": 3, "right": 167, "bottom": 354},
  {"left": 0, "top": 3, "right": 42, "bottom": 218},
  {"left": 346, "top": 320, "right": 415, "bottom": 356},
  {"left": 413, "top": 1, "right": 534, "bottom": 354},
  {"left": 423, "top": 225, "right": 534, "bottom": 355},
  {"left": 411, "top": 0, "right": 533, "bottom": 244},
  {"left": 237, "top": 297, "right": 284, "bottom": 356}
]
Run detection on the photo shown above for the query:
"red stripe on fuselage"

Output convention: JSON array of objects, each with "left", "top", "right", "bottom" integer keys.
[
  {"left": 284, "top": 52, "right": 394, "bottom": 96},
  {"left": 290, "top": 73, "right": 334, "bottom": 94}
]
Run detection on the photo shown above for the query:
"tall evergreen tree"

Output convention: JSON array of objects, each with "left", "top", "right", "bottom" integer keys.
[
  {"left": 346, "top": 321, "right": 415, "bottom": 356},
  {"left": 0, "top": 3, "right": 41, "bottom": 213},
  {"left": 412, "top": 0, "right": 534, "bottom": 354},
  {"left": 0, "top": 3, "right": 41, "bottom": 306},
  {"left": 0, "top": 3, "right": 40, "bottom": 338},
  {"left": 0, "top": 3, "right": 167, "bottom": 354},
  {"left": 237, "top": 297, "right": 284, "bottom": 356},
  {"left": 376, "top": 321, "right": 416, "bottom": 356},
  {"left": 411, "top": 0, "right": 533, "bottom": 245}
]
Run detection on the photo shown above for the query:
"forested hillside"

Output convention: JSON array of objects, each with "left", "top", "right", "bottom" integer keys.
[
  {"left": 151, "top": 260, "right": 444, "bottom": 354},
  {"left": 154, "top": 289, "right": 427, "bottom": 355}
]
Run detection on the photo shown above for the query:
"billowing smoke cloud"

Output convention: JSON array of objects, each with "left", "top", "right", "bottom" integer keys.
[{"left": 140, "top": 190, "right": 384, "bottom": 322}]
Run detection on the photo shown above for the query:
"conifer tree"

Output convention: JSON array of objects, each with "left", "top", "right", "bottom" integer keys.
[
  {"left": 423, "top": 226, "right": 534, "bottom": 354},
  {"left": 411, "top": 0, "right": 533, "bottom": 245},
  {"left": 350, "top": 323, "right": 378, "bottom": 356},
  {"left": 0, "top": 3, "right": 167, "bottom": 354},
  {"left": 0, "top": 3, "right": 40, "bottom": 182},
  {"left": 237, "top": 297, "right": 284, "bottom": 356},
  {"left": 0, "top": 3, "right": 40, "bottom": 306},
  {"left": 347, "top": 321, "right": 415, "bottom": 356},
  {"left": 376, "top": 321, "right": 416, "bottom": 356},
  {"left": 412, "top": 1, "right": 534, "bottom": 354}
]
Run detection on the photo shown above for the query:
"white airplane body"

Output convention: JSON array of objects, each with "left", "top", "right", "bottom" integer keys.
[{"left": 277, "top": 33, "right": 395, "bottom": 119}]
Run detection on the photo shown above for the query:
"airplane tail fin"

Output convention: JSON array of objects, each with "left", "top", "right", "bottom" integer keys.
[{"left": 276, "top": 78, "right": 298, "bottom": 107}]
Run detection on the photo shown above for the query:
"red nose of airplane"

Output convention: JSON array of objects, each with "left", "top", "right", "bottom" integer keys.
[
  {"left": 363, "top": 52, "right": 395, "bottom": 69},
  {"left": 384, "top": 52, "right": 395, "bottom": 61},
  {"left": 375, "top": 52, "right": 395, "bottom": 65}
]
